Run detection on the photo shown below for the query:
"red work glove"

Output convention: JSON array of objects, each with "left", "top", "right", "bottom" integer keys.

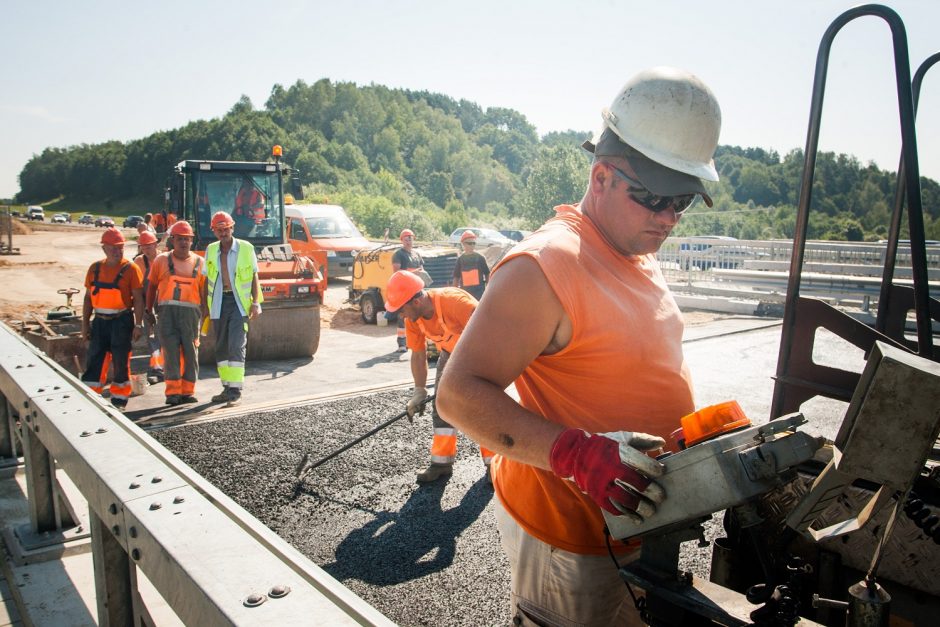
[{"left": 549, "top": 428, "right": 666, "bottom": 522}]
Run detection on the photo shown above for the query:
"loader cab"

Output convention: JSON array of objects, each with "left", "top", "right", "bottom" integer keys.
[{"left": 171, "top": 160, "right": 287, "bottom": 252}]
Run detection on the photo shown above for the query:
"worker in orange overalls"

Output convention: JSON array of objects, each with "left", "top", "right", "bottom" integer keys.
[
  {"left": 80, "top": 228, "right": 144, "bottom": 410},
  {"left": 145, "top": 221, "right": 205, "bottom": 406},
  {"left": 134, "top": 230, "right": 164, "bottom": 384},
  {"left": 233, "top": 175, "right": 265, "bottom": 231},
  {"left": 384, "top": 270, "right": 493, "bottom": 483},
  {"left": 152, "top": 211, "right": 166, "bottom": 234}
]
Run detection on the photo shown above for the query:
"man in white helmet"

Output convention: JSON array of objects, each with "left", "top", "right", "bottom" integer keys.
[{"left": 437, "top": 67, "right": 721, "bottom": 626}]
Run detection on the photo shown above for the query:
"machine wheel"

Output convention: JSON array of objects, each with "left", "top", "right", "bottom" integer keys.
[{"left": 360, "top": 292, "right": 381, "bottom": 324}]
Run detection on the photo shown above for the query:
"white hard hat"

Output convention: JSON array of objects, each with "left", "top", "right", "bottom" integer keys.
[{"left": 588, "top": 67, "right": 721, "bottom": 183}]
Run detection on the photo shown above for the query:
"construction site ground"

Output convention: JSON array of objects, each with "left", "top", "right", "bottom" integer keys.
[{"left": 1, "top": 221, "right": 858, "bottom": 626}]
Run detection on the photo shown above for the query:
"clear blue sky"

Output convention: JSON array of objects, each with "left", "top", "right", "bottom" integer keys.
[{"left": 3, "top": 0, "right": 938, "bottom": 200}]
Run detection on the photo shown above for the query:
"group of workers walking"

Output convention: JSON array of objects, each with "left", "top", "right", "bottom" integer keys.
[
  {"left": 79, "top": 65, "right": 722, "bottom": 627},
  {"left": 81, "top": 211, "right": 262, "bottom": 409}
]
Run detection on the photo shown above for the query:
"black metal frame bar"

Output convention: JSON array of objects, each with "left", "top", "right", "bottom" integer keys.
[{"left": 770, "top": 4, "right": 939, "bottom": 419}]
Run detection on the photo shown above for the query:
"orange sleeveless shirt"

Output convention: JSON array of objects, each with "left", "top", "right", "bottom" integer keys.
[{"left": 492, "top": 204, "right": 695, "bottom": 555}]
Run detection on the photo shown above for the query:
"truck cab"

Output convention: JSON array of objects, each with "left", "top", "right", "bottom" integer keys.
[{"left": 286, "top": 204, "right": 371, "bottom": 280}]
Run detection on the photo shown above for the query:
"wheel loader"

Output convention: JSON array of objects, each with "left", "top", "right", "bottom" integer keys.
[{"left": 166, "top": 146, "right": 327, "bottom": 363}]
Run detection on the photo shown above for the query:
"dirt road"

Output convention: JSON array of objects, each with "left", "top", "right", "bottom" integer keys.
[{"left": 0, "top": 221, "right": 353, "bottom": 324}]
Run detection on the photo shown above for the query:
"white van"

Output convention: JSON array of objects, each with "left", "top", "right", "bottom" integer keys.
[
  {"left": 27, "top": 206, "right": 45, "bottom": 221},
  {"left": 285, "top": 204, "right": 371, "bottom": 279}
]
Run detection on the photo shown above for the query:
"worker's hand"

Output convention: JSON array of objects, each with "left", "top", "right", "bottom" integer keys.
[
  {"left": 145, "top": 310, "right": 156, "bottom": 326},
  {"left": 549, "top": 429, "right": 666, "bottom": 522},
  {"left": 406, "top": 387, "right": 429, "bottom": 419},
  {"left": 249, "top": 302, "right": 262, "bottom": 319},
  {"left": 81, "top": 324, "right": 91, "bottom": 342},
  {"left": 132, "top": 324, "right": 142, "bottom": 342}
]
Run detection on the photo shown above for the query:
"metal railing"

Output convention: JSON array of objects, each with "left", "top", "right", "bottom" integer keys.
[
  {"left": 659, "top": 237, "right": 940, "bottom": 289},
  {"left": 0, "top": 322, "right": 393, "bottom": 626}
]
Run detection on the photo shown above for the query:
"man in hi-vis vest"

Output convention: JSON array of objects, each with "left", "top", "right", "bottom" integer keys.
[
  {"left": 202, "top": 211, "right": 262, "bottom": 406},
  {"left": 81, "top": 227, "right": 144, "bottom": 410}
]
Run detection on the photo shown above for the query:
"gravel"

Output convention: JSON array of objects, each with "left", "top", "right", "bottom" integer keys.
[{"left": 152, "top": 389, "right": 721, "bottom": 626}]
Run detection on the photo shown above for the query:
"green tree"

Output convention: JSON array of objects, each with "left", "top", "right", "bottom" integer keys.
[{"left": 517, "top": 145, "right": 588, "bottom": 228}]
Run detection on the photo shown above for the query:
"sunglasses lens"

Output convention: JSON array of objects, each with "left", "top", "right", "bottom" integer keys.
[{"left": 633, "top": 191, "right": 696, "bottom": 214}]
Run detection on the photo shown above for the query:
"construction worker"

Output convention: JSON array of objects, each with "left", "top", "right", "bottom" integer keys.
[
  {"left": 390, "top": 228, "right": 424, "bottom": 352},
  {"left": 437, "top": 67, "right": 722, "bottom": 625},
  {"left": 233, "top": 175, "right": 265, "bottom": 231},
  {"left": 137, "top": 217, "right": 157, "bottom": 238},
  {"left": 145, "top": 220, "right": 205, "bottom": 406},
  {"left": 384, "top": 270, "right": 493, "bottom": 483},
  {"left": 152, "top": 211, "right": 166, "bottom": 235},
  {"left": 80, "top": 228, "right": 144, "bottom": 410},
  {"left": 451, "top": 231, "right": 490, "bottom": 301},
  {"left": 134, "top": 230, "right": 164, "bottom": 384},
  {"left": 202, "top": 211, "right": 262, "bottom": 406}
]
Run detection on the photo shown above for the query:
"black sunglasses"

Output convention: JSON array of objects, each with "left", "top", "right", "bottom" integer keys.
[{"left": 607, "top": 164, "right": 697, "bottom": 215}]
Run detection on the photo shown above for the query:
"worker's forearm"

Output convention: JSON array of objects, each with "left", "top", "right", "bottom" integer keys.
[
  {"left": 437, "top": 370, "right": 563, "bottom": 471},
  {"left": 411, "top": 351, "right": 428, "bottom": 389},
  {"left": 132, "top": 289, "right": 144, "bottom": 325},
  {"left": 82, "top": 297, "right": 92, "bottom": 326}
]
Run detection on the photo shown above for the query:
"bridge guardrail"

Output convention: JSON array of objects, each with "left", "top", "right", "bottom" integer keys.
[{"left": 0, "top": 321, "right": 394, "bottom": 626}]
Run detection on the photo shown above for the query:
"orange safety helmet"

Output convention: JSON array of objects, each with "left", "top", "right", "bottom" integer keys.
[
  {"left": 400, "top": 229, "right": 415, "bottom": 241},
  {"left": 138, "top": 231, "right": 158, "bottom": 245},
  {"left": 385, "top": 271, "right": 425, "bottom": 312},
  {"left": 168, "top": 220, "right": 195, "bottom": 237},
  {"left": 211, "top": 211, "right": 235, "bottom": 228},
  {"left": 460, "top": 230, "right": 478, "bottom": 243},
  {"left": 100, "top": 228, "right": 125, "bottom": 246}
]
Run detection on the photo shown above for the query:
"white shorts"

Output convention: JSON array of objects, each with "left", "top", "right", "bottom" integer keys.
[{"left": 494, "top": 500, "right": 646, "bottom": 626}]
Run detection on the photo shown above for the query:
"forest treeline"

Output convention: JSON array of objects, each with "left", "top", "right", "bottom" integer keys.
[{"left": 15, "top": 78, "right": 940, "bottom": 242}]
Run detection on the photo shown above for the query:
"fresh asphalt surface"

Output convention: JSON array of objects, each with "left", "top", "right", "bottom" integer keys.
[{"left": 139, "top": 301, "right": 858, "bottom": 626}]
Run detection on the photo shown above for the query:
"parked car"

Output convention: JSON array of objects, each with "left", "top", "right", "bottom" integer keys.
[
  {"left": 123, "top": 215, "right": 145, "bottom": 228},
  {"left": 448, "top": 227, "right": 514, "bottom": 248},
  {"left": 499, "top": 229, "right": 531, "bottom": 242},
  {"left": 51, "top": 213, "right": 70, "bottom": 224},
  {"left": 94, "top": 216, "right": 115, "bottom": 227},
  {"left": 286, "top": 204, "right": 371, "bottom": 279},
  {"left": 78, "top": 214, "right": 94, "bottom": 225},
  {"left": 27, "top": 206, "right": 45, "bottom": 221}
]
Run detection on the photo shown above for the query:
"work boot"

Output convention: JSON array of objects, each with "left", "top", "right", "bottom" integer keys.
[
  {"left": 110, "top": 399, "right": 127, "bottom": 411},
  {"left": 179, "top": 395, "right": 198, "bottom": 404},
  {"left": 211, "top": 389, "right": 230, "bottom": 403},
  {"left": 397, "top": 346, "right": 408, "bottom": 353},
  {"left": 147, "top": 369, "right": 164, "bottom": 385},
  {"left": 165, "top": 395, "right": 182, "bottom": 406},
  {"left": 416, "top": 463, "right": 453, "bottom": 483},
  {"left": 226, "top": 389, "right": 242, "bottom": 406}
]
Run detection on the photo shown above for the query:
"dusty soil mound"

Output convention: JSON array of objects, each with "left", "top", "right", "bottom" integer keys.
[{"left": 328, "top": 307, "right": 362, "bottom": 329}]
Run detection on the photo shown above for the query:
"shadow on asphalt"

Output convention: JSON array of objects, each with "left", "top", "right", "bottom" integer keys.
[
  {"left": 318, "top": 477, "right": 494, "bottom": 584},
  {"left": 356, "top": 351, "right": 409, "bottom": 368},
  {"left": 246, "top": 356, "right": 315, "bottom": 380}
]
